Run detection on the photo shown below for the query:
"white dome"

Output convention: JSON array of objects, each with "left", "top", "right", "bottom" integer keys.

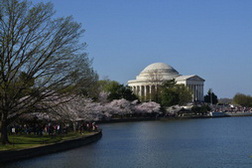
[{"left": 136, "top": 62, "right": 180, "bottom": 81}]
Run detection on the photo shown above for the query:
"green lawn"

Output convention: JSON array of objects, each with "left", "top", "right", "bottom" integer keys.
[{"left": 0, "top": 132, "right": 93, "bottom": 151}]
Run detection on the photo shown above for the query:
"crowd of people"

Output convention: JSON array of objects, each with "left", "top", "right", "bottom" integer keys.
[
  {"left": 8, "top": 121, "right": 99, "bottom": 136},
  {"left": 78, "top": 122, "right": 99, "bottom": 134},
  {"left": 8, "top": 123, "right": 70, "bottom": 136},
  {"left": 210, "top": 104, "right": 252, "bottom": 113}
]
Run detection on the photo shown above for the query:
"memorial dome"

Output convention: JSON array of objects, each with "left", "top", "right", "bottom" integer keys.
[{"left": 136, "top": 62, "right": 180, "bottom": 81}]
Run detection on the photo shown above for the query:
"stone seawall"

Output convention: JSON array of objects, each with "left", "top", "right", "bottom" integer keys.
[{"left": 0, "top": 131, "right": 102, "bottom": 163}]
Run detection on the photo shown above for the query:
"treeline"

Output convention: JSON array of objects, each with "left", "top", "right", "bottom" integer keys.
[
  {"left": 218, "top": 93, "right": 252, "bottom": 107},
  {"left": 233, "top": 93, "right": 252, "bottom": 107},
  {"left": 98, "top": 79, "right": 193, "bottom": 107}
]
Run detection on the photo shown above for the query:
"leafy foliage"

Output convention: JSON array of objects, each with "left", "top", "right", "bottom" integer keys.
[
  {"left": 160, "top": 80, "right": 192, "bottom": 106},
  {"left": 161, "top": 88, "right": 179, "bottom": 106},
  {"left": 233, "top": 93, "right": 252, "bottom": 107},
  {"left": 204, "top": 89, "right": 218, "bottom": 104},
  {"left": 191, "top": 105, "right": 211, "bottom": 114},
  {"left": 98, "top": 80, "right": 138, "bottom": 101}
]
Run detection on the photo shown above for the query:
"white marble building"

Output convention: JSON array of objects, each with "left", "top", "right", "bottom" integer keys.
[{"left": 127, "top": 62, "right": 205, "bottom": 102}]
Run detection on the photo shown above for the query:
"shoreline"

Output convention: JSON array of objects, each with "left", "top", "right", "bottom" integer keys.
[
  {"left": 0, "top": 131, "right": 102, "bottom": 164},
  {"left": 1, "top": 113, "right": 251, "bottom": 164},
  {"left": 98, "top": 113, "right": 252, "bottom": 124}
]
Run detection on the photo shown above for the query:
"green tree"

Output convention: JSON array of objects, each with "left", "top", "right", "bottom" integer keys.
[
  {"left": 175, "top": 84, "right": 193, "bottom": 105},
  {"left": 160, "top": 88, "right": 179, "bottom": 106},
  {"left": 99, "top": 80, "right": 120, "bottom": 94},
  {"left": 117, "top": 85, "right": 138, "bottom": 101},
  {"left": 233, "top": 93, "right": 252, "bottom": 107},
  {"left": 0, "top": 0, "right": 95, "bottom": 144},
  {"left": 204, "top": 89, "right": 218, "bottom": 104},
  {"left": 160, "top": 80, "right": 192, "bottom": 106},
  {"left": 191, "top": 105, "right": 211, "bottom": 115},
  {"left": 98, "top": 80, "right": 138, "bottom": 101},
  {"left": 162, "top": 79, "right": 177, "bottom": 88}
]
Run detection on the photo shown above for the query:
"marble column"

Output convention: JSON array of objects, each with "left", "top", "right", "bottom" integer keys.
[
  {"left": 149, "top": 85, "right": 152, "bottom": 101},
  {"left": 201, "top": 84, "right": 204, "bottom": 101},
  {"left": 144, "top": 85, "right": 147, "bottom": 101},
  {"left": 137, "top": 85, "right": 140, "bottom": 97}
]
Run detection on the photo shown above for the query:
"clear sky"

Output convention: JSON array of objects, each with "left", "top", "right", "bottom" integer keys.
[{"left": 34, "top": 0, "right": 252, "bottom": 98}]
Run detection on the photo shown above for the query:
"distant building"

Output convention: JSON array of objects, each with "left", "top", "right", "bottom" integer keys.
[{"left": 127, "top": 62, "right": 205, "bottom": 102}]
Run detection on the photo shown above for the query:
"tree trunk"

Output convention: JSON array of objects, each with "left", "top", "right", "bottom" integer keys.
[
  {"left": 0, "top": 120, "right": 10, "bottom": 145},
  {"left": 73, "top": 122, "right": 77, "bottom": 132}
]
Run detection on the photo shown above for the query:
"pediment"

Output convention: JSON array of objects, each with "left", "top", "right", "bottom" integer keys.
[
  {"left": 176, "top": 75, "right": 205, "bottom": 82},
  {"left": 187, "top": 75, "right": 205, "bottom": 82}
]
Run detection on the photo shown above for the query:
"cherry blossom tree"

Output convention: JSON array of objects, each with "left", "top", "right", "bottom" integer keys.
[
  {"left": 22, "top": 96, "right": 162, "bottom": 124},
  {"left": 134, "top": 101, "right": 161, "bottom": 114},
  {"left": 105, "top": 99, "right": 132, "bottom": 117}
]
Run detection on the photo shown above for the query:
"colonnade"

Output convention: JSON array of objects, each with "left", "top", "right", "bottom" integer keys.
[
  {"left": 130, "top": 83, "right": 204, "bottom": 102},
  {"left": 130, "top": 85, "right": 158, "bottom": 101},
  {"left": 187, "top": 84, "right": 204, "bottom": 102}
]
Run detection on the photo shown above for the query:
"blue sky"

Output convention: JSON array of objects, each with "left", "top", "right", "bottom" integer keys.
[{"left": 34, "top": 0, "right": 252, "bottom": 98}]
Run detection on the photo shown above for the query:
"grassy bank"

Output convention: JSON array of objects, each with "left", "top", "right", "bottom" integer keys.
[{"left": 0, "top": 132, "right": 94, "bottom": 151}]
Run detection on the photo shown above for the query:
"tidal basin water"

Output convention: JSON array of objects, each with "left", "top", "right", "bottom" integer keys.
[{"left": 3, "top": 117, "right": 252, "bottom": 168}]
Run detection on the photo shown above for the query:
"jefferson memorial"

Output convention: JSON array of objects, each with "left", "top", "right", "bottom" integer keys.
[{"left": 127, "top": 62, "right": 205, "bottom": 102}]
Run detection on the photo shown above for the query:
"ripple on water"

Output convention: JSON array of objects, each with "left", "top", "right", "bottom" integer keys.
[{"left": 2, "top": 118, "right": 252, "bottom": 168}]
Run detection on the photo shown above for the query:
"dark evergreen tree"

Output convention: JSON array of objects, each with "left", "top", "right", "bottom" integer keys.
[{"left": 204, "top": 89, "right": 218, "bottom": 104}]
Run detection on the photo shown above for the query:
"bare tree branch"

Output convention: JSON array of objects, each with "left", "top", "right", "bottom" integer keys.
[{"left": 0, "top": 0, "right": 97, "bottom": 144}]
